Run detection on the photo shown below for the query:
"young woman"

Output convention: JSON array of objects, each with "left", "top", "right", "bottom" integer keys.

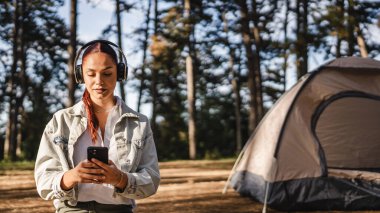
[{"left": 34, "top": 40, "right": 160, "bottom": 213}]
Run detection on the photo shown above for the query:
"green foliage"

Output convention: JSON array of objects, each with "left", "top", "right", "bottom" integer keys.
[
  {"left": 0, "top": 0, "right": 68, "bottom": 161},
  {"left": 2, "top": 0, "right": 380, "bottom": 161}
]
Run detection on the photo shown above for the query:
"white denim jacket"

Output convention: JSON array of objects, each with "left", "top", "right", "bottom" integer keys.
[{"left": 34, "top": 99, "right": 160, "bottom": 206}]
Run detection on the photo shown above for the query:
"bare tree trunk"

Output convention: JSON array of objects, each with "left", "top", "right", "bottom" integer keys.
[
  {"left": 137, "top": 0, "right": 152, "bottom": 112},
  {"left": 301, "top": 0, "right": 308, "bottom": 74},
  {"left": 222, "top": 10, "right": 242, "bottom": 154},
  {"left": 349, "top": 0, "right": 368, "bottom": 58},
  {"left": 151, "top": 0, "right": 158, "bottom": 137},
  {"left": 237, "top": 0, "right": 258, "bottom": 133},
  {"left": 116, "top": 0, "right": 126, "bottom": 101},
  {"left": 67, "top": 0, "right": 77, "bottom": 107},
  {"left": 231, "top": 56, "right": 242, "bottom": 153},
  {"left": 5, "top": 0, "right": 20, "bottom": 161},
  {"left": 295, "top": 0, "right": 308, "bottom": 79},
  {"left": 16, "top": 0, "right": 27, "bottom": 158},
  {"left": 282, "top": 0, "right": 289, "bottom": 92},
  {"left": 355, "top": 25, "right": 368, "bottom": 57},
  {"left": 346, "top": 0, "right": 355, "bottom": 56},
  {"left": 186, "top": 56, "right": 196, "bottom": 159},
  {"left": 336, "top": 0, "right": 344, "bottom": 58},
  {"left": 250, "top": 0, "right": 263, "bottom": 122},
  {"left": 184, "top": 0, "right": 197, "bottom": 159}
]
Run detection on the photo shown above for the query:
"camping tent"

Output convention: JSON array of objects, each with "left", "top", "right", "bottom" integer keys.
[{"left": 228, "top": 57, "right": 380, "bottom": 211}]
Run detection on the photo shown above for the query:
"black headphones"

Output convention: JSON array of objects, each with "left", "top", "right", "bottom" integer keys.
[{"left": 74, "top": 40, "right": 128, "bottom": 84}]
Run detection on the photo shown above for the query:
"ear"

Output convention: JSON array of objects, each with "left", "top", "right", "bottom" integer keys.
[
  {"left": 75, "top": 65, "right": 84, "bottom": 84},
  {"left": 117, "top": 63, "right": 127, "bottom": 81}
]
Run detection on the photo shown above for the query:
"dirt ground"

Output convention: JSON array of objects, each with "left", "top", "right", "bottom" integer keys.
[{"left": 0, "top": 160, "right": 377, "bottom": 213}]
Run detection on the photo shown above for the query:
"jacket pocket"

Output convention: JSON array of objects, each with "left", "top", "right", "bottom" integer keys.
[
  {"left": 129, "top": 139, "right": 145, "bottom": 172},
  {"left": 116, "top": 137, "right": 132, "bottom": 162}
]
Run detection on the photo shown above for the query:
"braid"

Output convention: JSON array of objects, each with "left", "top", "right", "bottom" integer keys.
[{"left": 82, "top": 89, "right": 98, "bottom": 144}]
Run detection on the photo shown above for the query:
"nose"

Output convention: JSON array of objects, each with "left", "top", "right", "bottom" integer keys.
[{"left": 95, "top": 74, "right": 104, "bottom": 85}]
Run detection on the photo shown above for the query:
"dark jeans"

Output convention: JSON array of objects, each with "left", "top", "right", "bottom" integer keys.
[{"left": 57, "top": 200, "right": 133, "bottom": 213}]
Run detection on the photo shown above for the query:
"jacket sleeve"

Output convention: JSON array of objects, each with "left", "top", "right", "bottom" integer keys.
[
  {"left": 34, "top": 117, "right": 75, "bottom": 201},
  {"left": 115, "top": 120, "right": 160, "bottom": 199}
]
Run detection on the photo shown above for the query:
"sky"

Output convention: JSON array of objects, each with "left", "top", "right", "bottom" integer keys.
[{"left": 58, "top": 0, "right": 152, "bottom": 117}]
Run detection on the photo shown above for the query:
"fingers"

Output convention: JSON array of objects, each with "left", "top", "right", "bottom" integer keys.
[
  {"left": 76, "top": 172, "right": 106, "bottom": 184},
  {"left": 79, "top": 167, "right": 104, "bottom": 175},
  {"left": 91, "top": 158, "right": 110, "bottom": 170},
  {"left": 80, "top": 160, "right": 101, "bottom": 169}
]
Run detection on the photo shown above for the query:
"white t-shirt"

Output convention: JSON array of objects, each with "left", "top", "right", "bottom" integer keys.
[{"left": 73, "top": 98, "right": 132, "bottom": 205}]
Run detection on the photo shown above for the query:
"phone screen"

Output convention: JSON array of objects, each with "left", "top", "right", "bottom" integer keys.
[{"left": 87, "top": 146, "right": 109, "bottom": 164}]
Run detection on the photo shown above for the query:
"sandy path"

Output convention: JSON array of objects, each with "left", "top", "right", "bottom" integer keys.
[{"left": 0, "top": 160, "right": 375, "bottom": 213}]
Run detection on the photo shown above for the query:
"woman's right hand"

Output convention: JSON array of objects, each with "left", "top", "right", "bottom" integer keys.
[{"left": 60, "top": 160, "right": 105, "bottom": 190}]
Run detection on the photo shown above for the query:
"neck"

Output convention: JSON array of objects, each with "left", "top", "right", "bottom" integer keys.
[{"left": 91, "top": 96, "right": 116, "bottom": 112}]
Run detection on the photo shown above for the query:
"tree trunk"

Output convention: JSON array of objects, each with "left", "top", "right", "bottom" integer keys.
[
  {"left": 137, "top": 0, "right": 152, "bottom": 112},
  {"left": 116, "top": 0, "right": 126, "bottom": 101},
  {"left": 231, "top": 57, "right": 242, "bottom": 154},
  {"left": 186, "top": 56, "right": 196, "bottom": 159},
  {"left": 336, "top": 0, "right": 344, "bottom": 58},
  {"left": 5, "top": 0, "right": 20, "bottom": 161},
  {"left": 355, "top": 25, "right": 368, "bottom": 57},
  {"left": 301, "top": 0, "right": 308, "bottom": 74},
  {"left": 67, "top": 0, "right": 77, "bottom": 107},
  {"left": 222, "top": 10, "right": 242, "bottom": 154},
  {"left": 151, "top": 0, "right": 158, "bottom": 137},
  {"left": 348, "top": 0, "right": 368, "bottom": 58},
  {"left": 282, "top": 0, "right": 289, "bottom": 92},
  {"left": 295, "top": 0, "right": 308, "bottom": 79},
  {"left": 250, "top": 0, "right": 263, "bottom": 122},
  {"left": 16, "top": 0, "right": 27, "bottom": 158},
  {"left": 237, "top": 0, "right": 258, "bottom": 133},
  {"left": 346, "top": 0, "right": 355, "bottom": 56},
  {"left": 184, "top": 0, "right": 197, "bottom": 159}
]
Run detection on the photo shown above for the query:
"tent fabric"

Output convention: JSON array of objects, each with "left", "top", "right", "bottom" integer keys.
[
  {"left": 329, "top": 168, "right": 380, "bottom": 183},
  {"left": 232, "top": 171, "right": 380, "bottom": 211},
  {"left": 230, "top": 57, "right": 380, "bottom": 210}
]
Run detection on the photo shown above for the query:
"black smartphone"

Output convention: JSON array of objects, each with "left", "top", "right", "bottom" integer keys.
[{"left": 87, "top": 146, "right": 108, "bottom": 164}]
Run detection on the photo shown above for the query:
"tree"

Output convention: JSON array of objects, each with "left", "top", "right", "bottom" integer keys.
[
  {"left": 67, "top": 0, "right": 77, "bottom": 107},
  {"left": 1, "top": 0, "right": 69, "bottom": 160},
  {"left": 237, "top": 0, "right": 260, "bottom": 133},
  {"left": 295, "top": 0, "right": 308, "bottom": 79},
  {"left": 115, "top": 0, "right": 126, "bottom": 101},
  {"left": 5, "top": 0, "right": 20, "bottom": 161},
  {"left": 221, "top": 1, "right": 242, "bottom": 153},
  {"left": 136, "top": 0, "right": 152, "bottom": 112},
  {"left": 150, "top": 0, "right": 158, "bottom": 138},
  {"left": 184, "top": 0, "right": 197, "bottom": 159}
]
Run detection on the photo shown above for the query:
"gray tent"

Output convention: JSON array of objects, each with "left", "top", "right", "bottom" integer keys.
[{"left": 227, "top": 57, "right": 380, "bottom": 211}]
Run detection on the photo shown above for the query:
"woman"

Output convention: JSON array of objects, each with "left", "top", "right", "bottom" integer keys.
[{"left": 34, "top": 40, "right": 160, "bottom": 213}]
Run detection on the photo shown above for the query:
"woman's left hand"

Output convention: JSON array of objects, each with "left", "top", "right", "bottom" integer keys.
[{"left": 90, "top": 158, "right": 123, "bottom": 186}]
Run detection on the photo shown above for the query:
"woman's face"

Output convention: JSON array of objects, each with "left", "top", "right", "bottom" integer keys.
[{"left": 82, "top": 52, "right": 117, "bottom": 103}]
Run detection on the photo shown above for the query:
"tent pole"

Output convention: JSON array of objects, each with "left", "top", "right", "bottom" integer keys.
[
  {"left": 262, "top": 181, "right": 269, "bottom": 213},
  {"left": 222, "top": 143, "right": 249, "bottom": 194}
]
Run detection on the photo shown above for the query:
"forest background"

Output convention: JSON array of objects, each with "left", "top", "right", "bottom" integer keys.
[{"left": 1, "top": 0, "right": 380, "bottom": 162}]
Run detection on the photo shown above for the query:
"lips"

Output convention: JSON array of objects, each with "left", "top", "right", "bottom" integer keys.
[{"left": 94, "top": 88, "right": 106, "bottom": 94}]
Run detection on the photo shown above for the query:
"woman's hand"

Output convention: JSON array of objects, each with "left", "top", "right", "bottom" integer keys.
[
  {"left": 60, "top": 160, "right": 104, "bottom": 190},
  {"left": 90, "top": 158, "right": 128, "bottom": 190}
]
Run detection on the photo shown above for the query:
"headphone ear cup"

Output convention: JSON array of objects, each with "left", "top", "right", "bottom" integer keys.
[
  {"left": 75, "top": 65, "right": 84, "bottom": 84},
  {"left": 117, "top": 63, "right": 127, "bottom": 81}
]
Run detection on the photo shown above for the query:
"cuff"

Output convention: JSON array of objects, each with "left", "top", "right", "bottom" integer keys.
[
  {"left": 114, "top": 173, "right": 137, "bottom": 195},
  {"left": 53, "top": 171, "right": 75, "bottom": 199}
]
